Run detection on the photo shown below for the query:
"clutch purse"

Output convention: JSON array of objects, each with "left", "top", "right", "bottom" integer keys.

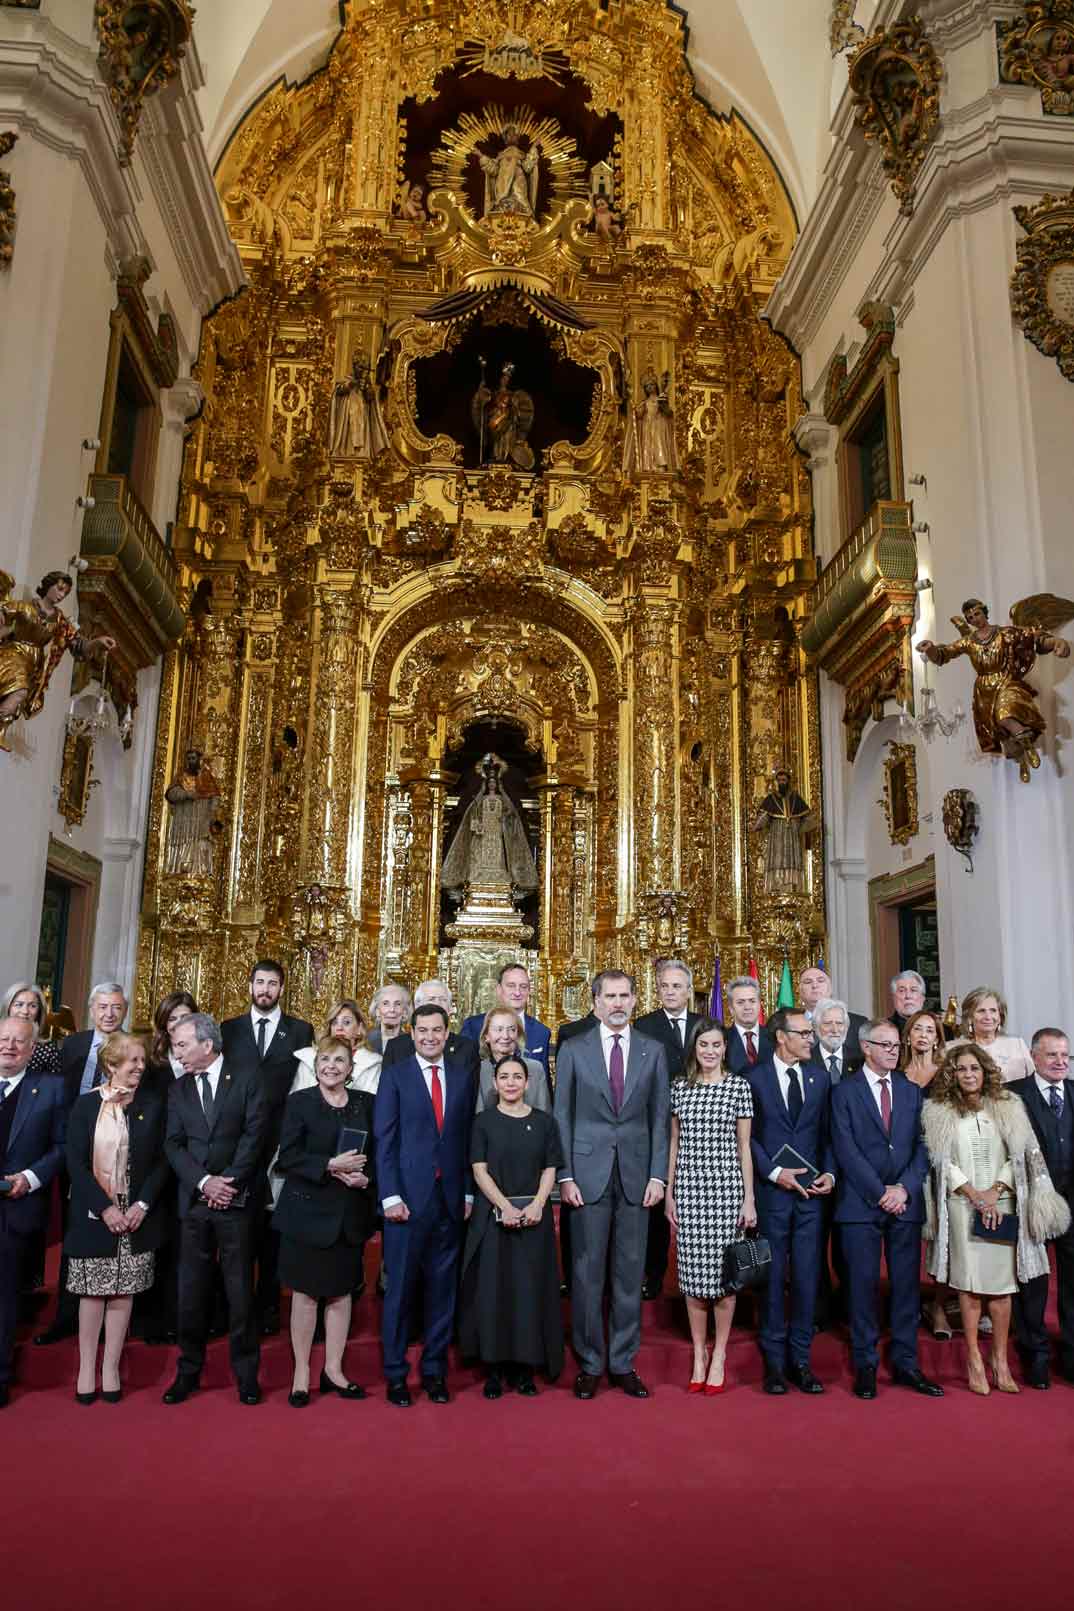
[
  {"left": 338, "top": 1126, "right": 368, "bottom": 1156},
  {"left": 722, "top": 1233, "right": 772, "bottom": 1293},
  {"left": 972, "top": 1209, "right": 1019, "bottom": 1244},
  {"left": 493, "top": 1195, "right": 537, "bottom": 1225}
]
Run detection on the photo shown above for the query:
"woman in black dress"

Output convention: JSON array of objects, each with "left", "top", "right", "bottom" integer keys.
[
  {"left": 64, "top": 1032, "right": 169, "bottom": 1402},
  {"left": 273, "top": 1035, "right": 376, "bottom": 1407},
  {"left": 460, "top": 1054, "right": 564, "bottom": 1397}
]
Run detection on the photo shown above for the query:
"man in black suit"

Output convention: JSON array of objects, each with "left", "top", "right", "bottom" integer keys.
[
  {"left": 634, "top": 959, "right": 701, "bottom": 1299},
  {"left": 889, "top": 970, "right": 927, "bottom": 1037},
  {"left": 1010, "top": 1026, "right": 1074, "bottom": 1389},
  {"left": 220, "top": 959, "right": 313, "bottom": 1334},
  {"left": 0, "top": 1017, "right": 67, "bottom": 1406},
  {"left": 555, "top": 1011, "right": 597, "bottom": 1053},
  {"left": 35, "top": 980, "right": 127, "bottom": 1345},
  {"left": 799, "top": 967, "right": 867, "bottom": 1062},
  {"left": 723, "top": 975, "right": 773, "bottom": 1073},
  {"left": 163, "top": 1013, "right": 267, "bottom": 1405},
  {"left": 381, "top": 979, "right": 480, "bottom": 1081}
]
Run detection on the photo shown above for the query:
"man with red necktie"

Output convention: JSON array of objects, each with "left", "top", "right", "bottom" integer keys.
[
  {"left": 374, "top": 1004, "right": 475, "bottom": 1407},
  {"left": 830, "top": 1018, "right": 942, "bottom": 1402},
  {"left": 723, "top": 975, "right": 773, "bottom": 1074}
]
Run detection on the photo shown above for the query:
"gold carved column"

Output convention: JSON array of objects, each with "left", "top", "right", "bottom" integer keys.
[
  {"left": 398, "top": 763, "right": 452, "bottom": 985},
  {"left": 626, "top": 590, "right": 685, "bottom": 977}
]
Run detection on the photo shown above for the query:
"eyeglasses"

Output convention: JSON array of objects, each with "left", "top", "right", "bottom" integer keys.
[
  {"left": 863, "top": 1038, "right": 900, "bottom": 1052},
  {"left": 787, "top": 1027, "right": 815, "bottom": 1038}
]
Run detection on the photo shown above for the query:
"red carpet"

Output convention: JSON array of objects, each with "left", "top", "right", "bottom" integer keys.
[{"left": 7, "top": 1242, "right": 1074, "bottom": 1610}]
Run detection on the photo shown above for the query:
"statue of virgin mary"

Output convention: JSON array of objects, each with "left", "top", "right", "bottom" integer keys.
[{"left": 441, "top": 754, "right": 538, "bottom": 893}]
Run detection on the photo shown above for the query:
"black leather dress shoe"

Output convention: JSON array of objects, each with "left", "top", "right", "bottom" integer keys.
[
  {"left": 1025, "top": 1367, "right": 1051, "bottom": 1391},
  {"left": 162, "top": 1376, "right": 198, "bottom": 1405},
  {"left": 319, "top": 1369, "right": 366, "bottom": 1400},
  {"left": 0, "top": 1384, "right": 9, "bottom": 1409},
  {"left": 33, "top": 1325, "right": 74, "bottom": 1347},
  {"left": 763, "top": 1368, "right": 788, "bottom": 1395},
  {"left": 609, "top": 1370, "right": 650, "bottom": 1398},
  {"left": 891, "top": 1366, "right": 943, "bottom": 1397},
  {"left": 387, "top": 1380, "right": 412, "bottom": 1407},
  {"left": 423, "top": 1376, "right": 450, "bottom": 1404},
  {"left": 853, "top": 1367, "right": 878, "bottom": 1400},
  {"left": 574, "top": 1371, "right": 599, "bottom": 1400},
  {"left": 641, "top": 1280, "right": 662, "bottom": 1301},
  {"left": 484, "top": 1374, "right": 503, "bottom": 1400},
  {"left": 238, "top": 1386, "right": 262, "bottom": 1406},
  {"left": 514, "top": 1373, "right": 538, "bottom": 1397},
  {"left": 288, "top": 1389, "right": 311, "bottom": 1408},
  {"left": 787, "top": 1364, "right": 824, "bottom": 1395}
]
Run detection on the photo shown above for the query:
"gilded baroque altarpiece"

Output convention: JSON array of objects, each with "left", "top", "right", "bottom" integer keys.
[{"left": 135, "top": 0, "right": 825, "bottom": 1030}]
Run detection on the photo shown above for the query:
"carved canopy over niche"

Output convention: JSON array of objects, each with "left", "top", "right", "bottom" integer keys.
[
  {"left": 95, "top": 1, "right": 195, "bottom": 165},
  {"left": 848, "top": 16, "right": 943, "bottom": 216}
]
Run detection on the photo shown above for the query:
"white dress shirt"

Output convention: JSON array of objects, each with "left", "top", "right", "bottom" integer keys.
[
  {"left": 767, "top": 1056, "right": 833, "bottom": 1187},
  {"left": 862, "top": 1064, "right": 895, "bottom": 1118},
  {"left": 731, "top": 1022, "right": 760, "bottom": 1057},
  {"left": 599, "top": 1022, "right": 631, "bottom": 1076},
  {"left": 819, "top": 1042, "right": 846, "bottom": 1082},
  {"left": 663, "top": 1011, "right": 688, "bottom": 1046},
  {"left": 195, "top": 1054, "right": 226, "bottom": 1192},
  {"left": 79, "top": 1033, "right": 104, "bottom": 1096},
  {"left": 250, "top": 1004, "right": 281, "bottom": 1050},
  {"left": 1035, "top": 1072, "right": 1067, "bottom": 1107},
  {"left": 381, "top": 1053, "right": 472, "bottom": 1211},
  {"left": 0, "top": 1069, "right": 42, "bottom": 1191}
]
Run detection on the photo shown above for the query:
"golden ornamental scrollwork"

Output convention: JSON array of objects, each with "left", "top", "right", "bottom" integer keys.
[
  {"left": 94, "top": 0, "right": 195, "bottom": 166},
  {"left": 1011, "top": 187, "right": 1074, "bottom": 381},
  {"left": 0, "top": 132, "right": 16, "bottom": 268},
  {"left": 879, "top": 740, "right": 919, "bottom": 847},
  {"left": 830, "top": 1, "right": 864, "bottom": 56},
  {"left": 848, "top": 16, "right": 943, "bottom": 217},
  {"left": 998, "top": 1, "right": 1074, "bottom": 117},
  {"left": 454, "top": 518, "right": 545, "bottom": 587}
]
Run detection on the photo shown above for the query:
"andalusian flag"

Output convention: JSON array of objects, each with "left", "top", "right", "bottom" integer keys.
[{"left": 776, "top": 958, "right": 795, "bottom": 1010}]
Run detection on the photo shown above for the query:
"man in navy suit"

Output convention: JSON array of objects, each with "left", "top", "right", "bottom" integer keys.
[
  {"left": 0, "top": 1017, "right": 67, "bottom": 1405},
  {"left": 749, "top": 1009, "right": 835, "bottom": 1395},
  {"left": 723, "top": 975, "right": 773, "bottom": 1074},
  {"left": 1010, "top": 1027, "right": 1074, "bottom": 1388},
  {"left": 375, "top": 1002, "right": 475, "bottom": 1406},
  {"left": 459, "top": 963, "right": 551, "bottom": 1087},
  {"left": 830, "top": 1019, "right": 942, "bottom": 1400}
]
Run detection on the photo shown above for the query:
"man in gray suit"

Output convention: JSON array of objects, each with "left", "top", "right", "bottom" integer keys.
[{"left": 554, "top": 970, "right": 670, "bottom": 1400}]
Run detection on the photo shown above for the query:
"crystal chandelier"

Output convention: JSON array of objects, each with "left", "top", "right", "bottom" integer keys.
[
  {"left": 896, "top": 663, "right": 965, "bottom": 745},
  {"left": 65, "top": 653, "right": 132, "bottom": 745}
]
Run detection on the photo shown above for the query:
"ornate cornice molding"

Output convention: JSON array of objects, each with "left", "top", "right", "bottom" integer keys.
[
  {"left": 0, "top": 9, "right": 240, "bottom": 312},
  {"left": 769, "top": 3, "right": 1074, "bottom": 354}
]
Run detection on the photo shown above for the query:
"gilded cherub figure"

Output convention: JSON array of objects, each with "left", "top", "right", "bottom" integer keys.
[{"left": 918, "top": 595, "right": 1073, "bottom": 782}]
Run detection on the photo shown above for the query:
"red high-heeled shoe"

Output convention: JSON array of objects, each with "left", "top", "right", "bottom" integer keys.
[
  {"left": 704, "top": 1381, "right": 726, "bottom": 1396},
  {"left": 688, "top": 1379, "right": 706, "bottom": 1394}
]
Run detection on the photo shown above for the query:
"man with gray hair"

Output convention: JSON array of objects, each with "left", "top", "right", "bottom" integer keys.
[
  {"left": 163, "top": 1012, "right": 266, "bottom": 1405},
  {"left": 724, "top": 975, "right": 773, "bottom": 1074},
  {"left": 890, "top": 970, "right": 927, "bottom": 1035},
  {"left": 35, "top": 980, "right": 128, "bottom": 1346},
  {"left": 799, "top": 966, "right": 867, "bottom": 1061},
  {"left": 635, "top": 959, "right": 702, "bottom": 1298},
  {"left": 382, "top": 979, "right": 480, "bottom": 1080},
  {"left": 812, "top": 999, "right": 863, "bottom": 1086}
]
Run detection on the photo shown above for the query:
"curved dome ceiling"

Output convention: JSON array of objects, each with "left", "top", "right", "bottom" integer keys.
[{"left": 193, "top": 1, "right": 841, "bottom": 221}]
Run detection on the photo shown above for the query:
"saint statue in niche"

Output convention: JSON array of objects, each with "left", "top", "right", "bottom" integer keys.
[
  {"left": 479, "top": 124, "right": 541, "bottom": 217},
  {"left": 329, "top": 355, "right": 389, "bottom": 460},
  {"left": 471, "top": 359, "right": 535, "bottom": 469},
  {"left": 441, "top": 753, "right": 538, "bottom": 895},
  {"left": 752, "top": 765, "right": 814, "bottom": 894},
  {"left": 623, "top": 368, "right": 678, "bottom": 476},
  {"left": 398, "top": 182, "right": 427, "bottom": 229},
  {"left": 164, "top": 747, "right": 222, "bottom": 877}
]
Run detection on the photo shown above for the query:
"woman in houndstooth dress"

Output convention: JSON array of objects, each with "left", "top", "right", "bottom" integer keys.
[{"left": 667, "top": 1018, "right": 756, "bottom": 1393}]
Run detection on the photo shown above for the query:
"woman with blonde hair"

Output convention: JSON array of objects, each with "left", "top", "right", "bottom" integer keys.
[
  {"left": 292, "top": 999, "right": 382, "bottom": 1096},
  {"left": 476, "top": 1007, "right": 547, "bottom": 1113},
  {"left": 948, "top": 987, "right": 1032, "bottom": 1083},
  {"left": 923, "top": 1041, "right": 1070, "bottom": 1395},
  {"left": 64, "top": 1031, "right": 169, "bottom": 1401},
  {"left": 0, "top": 981, "right": 60, "bottom": 1076}
]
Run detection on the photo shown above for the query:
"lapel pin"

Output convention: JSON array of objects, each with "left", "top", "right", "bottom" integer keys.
[{"left": 31, "top": 1088, "right": 38, "bottom": 1095}]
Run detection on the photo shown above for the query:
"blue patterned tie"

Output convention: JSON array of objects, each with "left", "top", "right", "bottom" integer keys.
[{"left": 1050, "top": 1083, "right": 1064, "bottom": 1120}]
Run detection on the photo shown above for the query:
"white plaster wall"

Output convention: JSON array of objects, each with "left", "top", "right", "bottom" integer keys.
[{"left": 782, "top": 5, "right": 1074, "bottom": 1038}]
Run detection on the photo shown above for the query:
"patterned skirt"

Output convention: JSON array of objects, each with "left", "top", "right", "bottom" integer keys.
[{"left": 67, "top": 1195, "right": 155, "bottom": 1298}]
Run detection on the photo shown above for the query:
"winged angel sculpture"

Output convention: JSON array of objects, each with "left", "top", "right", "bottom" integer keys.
[{"left": 918, "top": 594, "right": 1072, "bottom": 782}]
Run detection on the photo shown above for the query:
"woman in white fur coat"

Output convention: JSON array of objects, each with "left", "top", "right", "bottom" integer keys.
[{"left": 923, "top": 1042, "right": 1070, "bottom": 1396}]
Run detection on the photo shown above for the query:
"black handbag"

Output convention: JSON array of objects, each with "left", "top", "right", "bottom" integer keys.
[{"left": 722, "top": 1233, "right": 772, "bottom": 1293}]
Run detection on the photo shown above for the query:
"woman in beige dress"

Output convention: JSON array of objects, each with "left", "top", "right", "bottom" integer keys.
[
  {"left": 923, "top": 1043, "right": 1070, "bottom": 1396},
  {"left": 948, "top": 986, "right": 1032, "bottom": 1083}
]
